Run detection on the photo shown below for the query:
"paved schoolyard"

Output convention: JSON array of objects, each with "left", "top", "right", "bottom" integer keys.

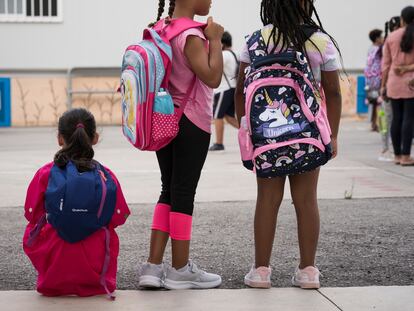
[{"left": 0, "top": 119, "right": 413, "bottom": 310}]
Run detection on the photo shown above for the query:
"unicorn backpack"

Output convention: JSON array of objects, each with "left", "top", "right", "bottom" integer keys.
[
  {"left": 238, "top": 28, "right": 333, "bottom": 178},
  {"left": 120, "top": 18, "right": 205, "bottom": 151}
]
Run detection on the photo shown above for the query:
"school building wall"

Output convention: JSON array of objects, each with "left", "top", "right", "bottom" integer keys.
[{"left": 0, "top": 0, "right": 411, "bottom": 126}]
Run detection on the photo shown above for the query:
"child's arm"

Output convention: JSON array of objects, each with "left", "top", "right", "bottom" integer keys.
[
  {"left": 321, "top": 70, "right": 342, "bottom": 159},
  {"left": 105, "top": 168, "right": 130, "bottom": 228},
  {"left": 395, "top": 64, "right": 414, "bottom": 76},
  {"left": 235, "top": 62, "right": 250, "bottom": 126},
  {"left": 184, "top": 17, "right": 224, "bottom": 88},
  {"left": 24, "top": 163, "right": 53, "bottom": 224}
]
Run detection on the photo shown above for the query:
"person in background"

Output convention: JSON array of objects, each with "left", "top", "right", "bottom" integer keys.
[
  {"left": 377, "top": 16, "right": 401, "bottom": 162},
  {"left": 209, "top": 31, "right": 239, "bottom": 152},
  {"left": 381, "top": 6, "right": 414, "bottom": 166},
  {"left": 365, "top": 29, "right": 384, "bottom": 132}
]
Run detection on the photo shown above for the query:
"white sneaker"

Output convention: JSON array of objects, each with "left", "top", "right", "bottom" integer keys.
[
  {"left": 138, "top": 262, "right": 165, "bottom": 288},
  {"left": 244, "top": 265, "right": 272, "bottom": 289},
  {"left": 164, "top": 260, "right": 222, "bottom": 289},
  {"left": 292, "top": 266, "right": 321, "bottom": 289},
  {"left": 378, "top": 150, "right": 394, "bottom": 162}
]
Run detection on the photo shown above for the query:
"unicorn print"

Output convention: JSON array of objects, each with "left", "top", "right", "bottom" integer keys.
[{"left": 259, "top": 90, "right": 291, "bottom": 128}]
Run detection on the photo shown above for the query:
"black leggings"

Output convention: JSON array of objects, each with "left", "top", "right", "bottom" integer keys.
[
  {"left": 391, "top": 98, "right": 414, "bottom": 156},
  {"left": 156, "top": 115, "right": 210, "bottom": 216}
]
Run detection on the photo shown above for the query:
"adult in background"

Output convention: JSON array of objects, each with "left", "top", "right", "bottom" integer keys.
[
  {"left": 382, "top": 6, "right": 414, "bottom": 166},
  {"left": 365, "top": 29, "right": 384, "bottom": 132},
  {"left": 209, "top": 31, "right": 239, "bottom": 152},
  {"left": 377, "top": 16, "right": 401, "bottom": 162}
]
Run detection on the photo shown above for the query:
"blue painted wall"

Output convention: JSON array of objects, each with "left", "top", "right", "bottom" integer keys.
[
  {"left": 0, "top": 78, "right": 11, "bottom": 127},
  {"left": 356, "top": 76, "right": 368, "bottom": 115}
]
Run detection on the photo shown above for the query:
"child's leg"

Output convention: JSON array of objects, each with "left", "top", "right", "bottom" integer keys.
[
  {"left": 170, "top": 115, "right": 210, "bottom": 269},
  {"left": 214, "top": 118, "right": 225, "bottom": 145},
  {"left": 289, "top": 169, "right": 320, "bottom": 268},
  {"left": 224, "top": 115, "right": 238, "bottom": 128},
  {"left": 147, "top": 144, "right": 174, "bottom": 264},
  {"left": 255, "top": 177, "right": 286, "bottom": 267}
]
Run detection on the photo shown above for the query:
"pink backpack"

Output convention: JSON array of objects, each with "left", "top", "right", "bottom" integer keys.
[{"left": 120, "top": 18, "right": 205, "bottom": 151}]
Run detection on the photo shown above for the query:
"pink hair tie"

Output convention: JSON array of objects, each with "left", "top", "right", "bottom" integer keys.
[{"left": 76, "top": 123, "right": 85, "bottom": 129}]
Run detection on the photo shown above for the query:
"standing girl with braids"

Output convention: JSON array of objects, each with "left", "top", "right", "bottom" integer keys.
[
  {"left": 138, "top": 0, "right": 224, "bottom": 290},
  {"left": 382, "top": 6, "right": 414, "bottom": 166},
  {"left": 23, "top": 108, "right": 130, "bottom": 297},
  {"left": 235, "top": 0, "right": 342, "bottom": 289}
]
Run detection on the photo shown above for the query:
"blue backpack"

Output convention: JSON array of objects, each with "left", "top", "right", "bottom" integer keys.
[{"left": 44, "top": 161, "right": 117, "bottom": 243}]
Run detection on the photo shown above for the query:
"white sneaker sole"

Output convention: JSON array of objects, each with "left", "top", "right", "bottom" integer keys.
[
  {"left": 244, "top": 277, "right": 271, "bottom": 289},
  {"left": 292, "top": 278, "right": 320, "bottom": 289},
  {"left": 164, "top": 277, "right": 222, "bottom": 290},
  {"left": 139, "top": 275, "right": 163, "bottom": 288}
]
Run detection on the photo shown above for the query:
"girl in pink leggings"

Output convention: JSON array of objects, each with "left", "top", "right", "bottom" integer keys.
[{"left": 138, "top": 0, "right": 224, "bottom": 290}]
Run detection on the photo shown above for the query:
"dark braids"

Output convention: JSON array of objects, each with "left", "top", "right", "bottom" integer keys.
[
  {"left": 149, "top": 0, "right": 165, "bottom": 27},
  {"left": 168, "top": 0, "right": 176, "bottom": 19},
  {"left": 260, "top": 0, "right": 344, "bottom": 84},
  {"left": 149, "top": 0, "right": 175, "bottom": 27}
]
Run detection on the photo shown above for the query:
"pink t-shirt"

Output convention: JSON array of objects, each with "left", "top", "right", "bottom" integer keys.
[
  {"left": 382, "top": 27, "right": 414, "bottom": 99},
  {"left": 169, "top": 28, "right": 213, "bottom": 134}
]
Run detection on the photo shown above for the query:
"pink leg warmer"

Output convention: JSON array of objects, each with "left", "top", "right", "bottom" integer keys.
[
  {"left": 151, "top": 203, "right": 171, "bottom": 233},
  {"left": 169, "top": 212, "right": 193, "bottom": 241}
]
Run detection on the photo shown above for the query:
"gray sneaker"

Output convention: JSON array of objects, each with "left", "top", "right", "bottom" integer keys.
[
  {"left": 164, "top": 260, "right": 222, "bottom": 289},
  {"left": 138, "top": 262, "right": 165, "bottom": 288}
]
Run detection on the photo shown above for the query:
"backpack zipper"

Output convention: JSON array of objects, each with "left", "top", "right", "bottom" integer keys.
[{"left": 97, "top": 170, "right": 107, "bottom": 219}]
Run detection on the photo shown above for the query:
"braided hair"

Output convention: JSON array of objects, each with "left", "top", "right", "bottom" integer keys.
[
  {"left": 260, "top": 0, "right": 343, "bottom": 83},
  {"left": 149, "top": 0, "right": 176, "bottom": 27}
]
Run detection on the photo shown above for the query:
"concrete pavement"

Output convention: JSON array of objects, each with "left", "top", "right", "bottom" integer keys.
[
  {"left": 0, "top": 119, "right": 413, "bottom": 310},
  {"left": 0, "top": 120, "right": 413, "bottom": 208},
  {"left": 1, "top": 287, "right": 413, "bottom": 311}
]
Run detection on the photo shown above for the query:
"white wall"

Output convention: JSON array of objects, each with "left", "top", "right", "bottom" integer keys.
[{"left": 0, "top": 0, "right": 412, "bottom": 71}]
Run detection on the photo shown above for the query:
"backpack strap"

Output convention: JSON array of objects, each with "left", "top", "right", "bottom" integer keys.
[
  {"left": 176, "top": 75, "right": 197, "bottom": 119},
  {"left": 246, "top": 25, "right": 319, "bottom": 64},
  {"left": 153, "top": 18, "right": 207, "bottom": 41},
  {"left": 100, "top": 227, "right": 115, "bottom": 300}
]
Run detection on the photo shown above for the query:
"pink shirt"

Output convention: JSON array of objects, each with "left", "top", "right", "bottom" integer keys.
[
  {"left": 382, "top": 27, "right": 414, "bottom": 99},
  {"left": 169, "top": 28, "right": 213, "bottom": 134}
]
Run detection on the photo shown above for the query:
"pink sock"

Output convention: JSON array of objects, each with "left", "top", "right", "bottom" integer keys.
[
  {"left": 151, "top": 203, "right": 171, "bottom": 233},
  {"left": 170, "top": 212, "right": 193, "bottom": 241}
]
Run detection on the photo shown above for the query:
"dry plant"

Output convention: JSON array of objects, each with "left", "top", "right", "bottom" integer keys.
[
  {"left": 105, "top": 82, "right": 121, "bottom": 124},
  {"left": 49, "top": 80, "right": 62, "bottom": 125},
  {"left": 16, "top": 80, "right": 29, "bottom": 126},
  {"left": 75, "top": 84, "right": 95, "bottom": 110},
  {"left": 33, "top": 101, "right": 44, "bottom": 126}
]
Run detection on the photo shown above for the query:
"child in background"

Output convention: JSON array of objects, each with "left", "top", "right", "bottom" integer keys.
[
  {"left": 378, "top": 16, "right": 401, "bottom": 162},
  {"left": 365, "top": 29, "right": 384, "bottom": 133},
  {"left": 210, "top": 31, "right": 239, "bottom": 152},
  {"left": 139, "top": 0, "right": 224, "bottom": 290},
  {"left": 235, "top": 0, "right": 342, "bottom": 289},
  {"left": 23, "top": 108, "right": 130, "bottom": 298}
]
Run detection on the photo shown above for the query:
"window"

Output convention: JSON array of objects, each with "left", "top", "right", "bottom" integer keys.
[{"left": 0, "top": 0, "right": 62, "bottom": 22}]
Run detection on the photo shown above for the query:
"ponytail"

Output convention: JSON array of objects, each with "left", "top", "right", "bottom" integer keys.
[
  {"left": 400, "top": 6, "right": 414, "bottom": 53},
  {"left": 54, "top": 108, "right": 97, "bottom": 172}
]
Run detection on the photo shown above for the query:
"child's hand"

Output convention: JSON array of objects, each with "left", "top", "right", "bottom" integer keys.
[
  {"left": 331, "top": 137, "right": 338, "bottom": 159},
  {"left": 394, "top": 66, "right": 406, "bottom": 76},
  {"left": 204, "top": 17, "right": 224, "bottom": 42}
]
